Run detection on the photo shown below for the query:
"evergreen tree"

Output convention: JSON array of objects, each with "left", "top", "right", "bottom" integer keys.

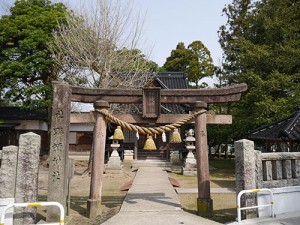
[
  {"left": 219, "top": 0, "right": 300, "bottom": 138},
  {"left": 0, "top": 0, "right": 67, "bottom": 108},
  {"left": 163, "top": 41, "right": 215, "bottom": 88}
]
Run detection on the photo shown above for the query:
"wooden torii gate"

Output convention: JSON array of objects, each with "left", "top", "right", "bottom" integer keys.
[{"left": 46, "top": 82, "right": 247, "bottom": 220}]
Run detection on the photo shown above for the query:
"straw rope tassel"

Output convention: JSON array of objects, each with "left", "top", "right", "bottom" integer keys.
[
  {"left": 170, "top": 128, "right": 182, "bottom": 143},
  {"left": 144, "top": 136, "right": 157, "bottom": 150}
]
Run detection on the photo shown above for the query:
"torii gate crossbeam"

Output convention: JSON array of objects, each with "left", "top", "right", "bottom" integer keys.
[{"left": 71, "top": 83, "right": 247, "bottom": 104}]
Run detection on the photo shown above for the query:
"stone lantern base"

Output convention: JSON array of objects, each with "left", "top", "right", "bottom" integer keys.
[
  {"left": 182, "top": 167, "right": 197, "bottom": 176},
  {"left": 105, "top": 143, "right": 123, "bottom": 174},
  {"left": 182, "top": 147, "right": 197, "bottom": 176}
]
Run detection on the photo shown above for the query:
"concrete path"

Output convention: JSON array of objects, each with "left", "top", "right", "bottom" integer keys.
[{"left": 101, "top": 167, "right": 221, "bottom": 225}]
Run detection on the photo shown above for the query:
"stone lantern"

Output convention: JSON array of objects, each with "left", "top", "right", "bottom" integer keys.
[
  {"left": 110, "top": 138, "right": 121, "bottom": 160},
  {"left": 182, "top": 129, "right": 197, "bottom": 176},
  {"left": 106, "top": 127, "right": 123, "bottom": 173}
]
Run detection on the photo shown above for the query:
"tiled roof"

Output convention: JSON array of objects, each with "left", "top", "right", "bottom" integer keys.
[
  {"left": 155, "top": 72, "right": 190, "bottom": 114},
  {"left": 248, "top": 108, "right": 300, "bottom": 141},
  {"left": 155, "top": 72, "right": 188, "bottom": 89},
  {"left": 161, "top": 104, "right": 190, "bottom": 114},
  {"left": 0, "top": 107, "right": 48, "bottom": 121}
]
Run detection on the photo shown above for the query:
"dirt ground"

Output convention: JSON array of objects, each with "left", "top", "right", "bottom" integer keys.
[
  {"left": 168, "top": 158, "right": 237, "bottom": 223},
  {"left": 37, "top": 158, "right": 236, "bottom": 224},
  {"left": 38, "top": 160, "right": 136, "bottom": 224}
]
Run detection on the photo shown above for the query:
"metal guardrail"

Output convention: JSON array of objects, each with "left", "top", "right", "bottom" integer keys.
[
  {"left": 237, "top": 188, "right": 275, "bottom": 223},
  {"left": 0, "top": 201, "right": 64, "bottom": 225}
]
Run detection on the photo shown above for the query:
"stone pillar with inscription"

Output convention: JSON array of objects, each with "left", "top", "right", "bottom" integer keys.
[
  {"left": 0, "top": 146, "right": 18, "bottom": 198},
  {"left": 194, "top": 101, "right": 213, "bottom": 218},
  {"left": 47, "top": 83, "right": 71, "bottom": 221},
  {"left": 87, "top": 100, "right": 109, "bottom": 218},
  {"left": 14, "top": 132, "right": 41, "bottom": 225}
]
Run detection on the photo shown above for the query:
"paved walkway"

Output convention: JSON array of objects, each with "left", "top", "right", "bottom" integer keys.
[{"left": 101, "top": 167, "right": 222, "bottom": 225}]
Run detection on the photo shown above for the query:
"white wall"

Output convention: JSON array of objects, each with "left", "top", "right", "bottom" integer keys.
[
  {"left": 69, "top": 124, "right": 93, "bottom": 132},
  {"left": 13, "top": 120, "right": 93, "bottom": 132},
  {"left": 257, "top": 186, "right": 300, "bottom": 217},
  {"left": 14, "top": 120, "right": 48, "bottom": 131}
]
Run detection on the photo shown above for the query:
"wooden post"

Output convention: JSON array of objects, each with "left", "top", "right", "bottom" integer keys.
[
  {"left": 87, "top": 100, "right": 109, "bottom": 219},
  {"left": 194, "top": 101, "right": 213, "bottom": 218}
]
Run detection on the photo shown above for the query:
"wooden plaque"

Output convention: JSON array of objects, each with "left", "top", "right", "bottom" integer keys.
[{"left": 142, "top": 88, "right": 161, "bottom": 118}]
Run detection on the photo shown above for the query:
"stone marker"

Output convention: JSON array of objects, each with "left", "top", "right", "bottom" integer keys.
[
  {"left": 47, "top": 83, "right": 71, "bottom": 221},
  {"left": 235, "top": 139, "right": 257, "bottom": 219},
  {"left": 0, "top": 146, "right": 18, "bottom": 198},
  {"left": 14, "top": 132, "right": 41, "bottom": 225}
]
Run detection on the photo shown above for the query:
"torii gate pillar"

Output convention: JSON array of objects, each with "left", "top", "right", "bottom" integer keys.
[
  {"left": 194, "top": 101, "right": 213, "bottom": 217},
  {"left": 87, "top": 100, "right": 109, "bottom": 218}
]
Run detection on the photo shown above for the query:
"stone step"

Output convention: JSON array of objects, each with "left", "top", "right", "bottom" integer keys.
[
  {"left": 138, "top": 158, "right": 167, "bottom": 161},
  {"left": 131, "top": 160, "right": 173, "bottom": 168},
  {"left": 137, "top": 150, "right": 167, "bottom": 160}
]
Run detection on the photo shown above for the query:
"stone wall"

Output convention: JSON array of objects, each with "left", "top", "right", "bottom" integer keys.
[
  {"left": 256, "top": 151, "right": 300, "bottom": 188},
  {"left": 235, "top": 139, "right": 300, "bottom": 219}
]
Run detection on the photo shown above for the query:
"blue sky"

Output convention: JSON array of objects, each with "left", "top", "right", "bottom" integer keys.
[
  {"left": 60, "top": 0, "right": 232, "bottom": 67},
  {"left": 137, "top": 0, "right": 232, "bottom": 67},
  {"left": 1, "top": 0, "right": 232, "bottom": 67}
]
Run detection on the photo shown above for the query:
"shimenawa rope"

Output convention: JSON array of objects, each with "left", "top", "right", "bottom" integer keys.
[{"left": 96, "top": 109, "right": 206, "bottom": 136}]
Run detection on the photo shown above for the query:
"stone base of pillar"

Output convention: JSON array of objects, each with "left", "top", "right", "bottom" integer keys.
[
  {"left": 105, "top": 167, "right": 123, "bottom": 174},
  {"left": 170, "top": 151, "right": 181, "bottom": 165},
  {"left": 197, "top": 198, "right": 213, "bottom": 218},
  {"left": 123, "top": 150, "right": 134, "bottom": 167},
  {"left": 87, "top": 198, "right": 102, "bottom": 219},
  {"left": 123, "top": 150, "right": 134, "bottom": 161},
  {"left": 182, "top": 167, "right": 197, "bottom": 176}
]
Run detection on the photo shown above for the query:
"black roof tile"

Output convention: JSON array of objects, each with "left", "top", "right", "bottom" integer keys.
[
  {"left": 155, "top": 72, "right": 188, "bottom": 89},
  {"left": 0, "top": 107, "right": 48, "bottom": 121},
  {"left": 248, "top": 108, "right": 300, "bottom": 141},
  {"left": 155, "top": 72, "right": 190, "bottom": 114}
]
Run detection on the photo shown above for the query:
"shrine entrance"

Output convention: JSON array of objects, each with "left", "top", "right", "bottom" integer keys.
[{"left": 46, "top": 82, "right": 247, "bottom": 220}]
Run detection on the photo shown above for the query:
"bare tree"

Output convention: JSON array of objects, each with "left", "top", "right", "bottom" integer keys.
[
  {"left": 52, "top": 0, "right": 156, "bottom": 89},
  {"left": 52, "top": 0, "right": 157, "bottom": 174}
]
